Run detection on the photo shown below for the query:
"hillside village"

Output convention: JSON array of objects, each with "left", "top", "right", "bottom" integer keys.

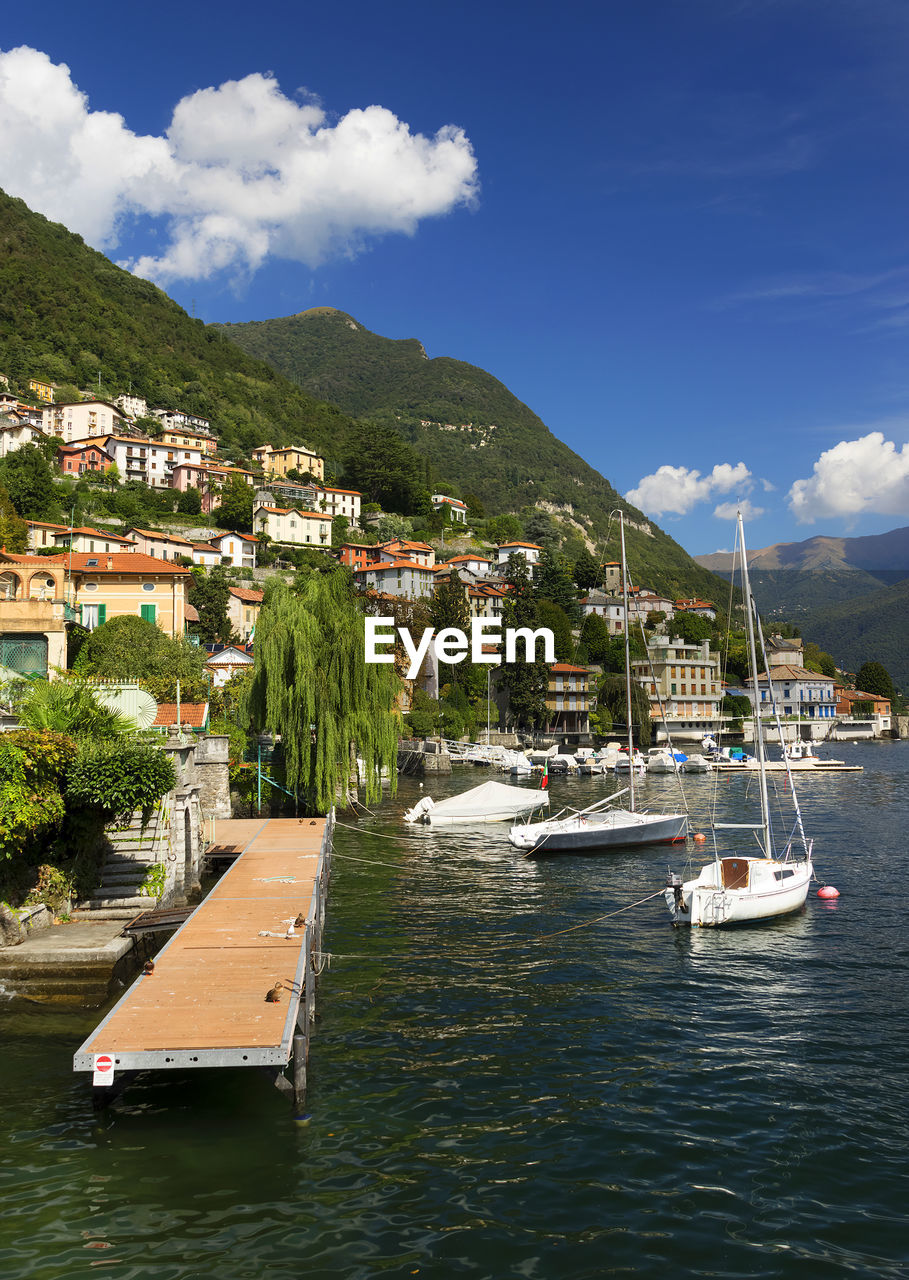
[{"left": 0, "top": 371, "right": 898, "bottom": 754}]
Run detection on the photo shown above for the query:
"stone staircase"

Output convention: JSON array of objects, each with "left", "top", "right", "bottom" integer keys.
[{"left": 72, "top": 810, "right": 169, "bottom": 921}]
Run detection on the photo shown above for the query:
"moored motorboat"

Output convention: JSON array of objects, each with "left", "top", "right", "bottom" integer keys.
[{"left": 404, "top": 779, "right": 550, "bottom": 826}]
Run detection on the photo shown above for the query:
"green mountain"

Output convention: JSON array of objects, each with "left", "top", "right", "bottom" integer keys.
[
  {"left": 0, "top": 190, "right": 359, "bottom": 460},
  {"left": 798, "top": 578, "right": 909, "bottom": 693},
  {"left": 213, "top": 308, "right": 723, "bottom": 598},
  {"left": 0, "top": 189, "right": 725, "bottom": 601}
]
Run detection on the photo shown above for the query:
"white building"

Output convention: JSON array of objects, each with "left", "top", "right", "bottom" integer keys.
[
  {"left": 431, "top": 494, "right": 467, "bottom": 523},
  {"left": 443, "top": 553, "right": 494, "bottom": 578},
  {"left": 91, "top": 435, "right": 204, "bottom": 488},
  {"left": 253, "top": 504, "right": 331, "bottom": 547},
  {"left": 151, "top": 408, "right": 212, "bottom": 434},
  {"left": 0, "top": 419, "right": 47, "bottom": 457},
  {"left": 208, "top": 531, "right": 258, "bottom": 569},
  {"left": 580, "top": 591, "right": 626, "bottom": 634},
  {"left": 43, "top": 400, "right": 128, "bottom": 442},
  {"left": 353, "top": 558, "right": 437, "bottom": 599},
  {"left": 116, "top": 394, "right": 148, "bottom": 421},
  {"left": 495, "top": 542, "right": 542, "bottom": 572},
  {"left": 745, "top": 664, "right": 837, "bottom": 722}
]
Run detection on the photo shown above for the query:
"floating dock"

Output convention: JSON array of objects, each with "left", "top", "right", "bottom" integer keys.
[{"left": 73, "top": 816, "right": 332, "bottom": 1110}]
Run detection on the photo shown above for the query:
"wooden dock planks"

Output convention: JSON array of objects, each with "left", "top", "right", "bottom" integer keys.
[{"left": 74, "top": 817, "right": 331, "bottom": 1070}]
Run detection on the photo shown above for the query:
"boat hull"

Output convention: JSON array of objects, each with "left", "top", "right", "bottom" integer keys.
[
  {"left": 665, "top": 858, "right": 813, "bottom": 926},
  {"left": 510, "top": 810, "right": 688, "bottom": 855}
]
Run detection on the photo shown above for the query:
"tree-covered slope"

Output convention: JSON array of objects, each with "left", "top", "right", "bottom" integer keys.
[
  {"left": 797, "top": 578, "right": 909, "bottom": 693},
  {"left": 0, "top": 190, "right": 727, "bottom": 602},
  {"left": 0, "top": 191, "right": 359, "bottom": 464},
  {"left": 214, "top": 308, "right": 724, "bottom": 599}
]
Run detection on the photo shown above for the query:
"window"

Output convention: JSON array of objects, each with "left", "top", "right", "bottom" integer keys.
[
  {"left": 142, "top": 582, "right": 155, "bottom": 592},
  {"left": 140, "top": 603, "right": 156, "bottom": 624},
  {"left": 86, "top": 559, "right": 99, "bottom": 568}
]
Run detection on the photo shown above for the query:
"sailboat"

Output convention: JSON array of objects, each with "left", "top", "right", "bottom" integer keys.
[
  {"left": 664, "top": 512, "right": 814, "bottom": 926},
  {"left": 509, "top": 512, "right": 688, "bottom": 856}
]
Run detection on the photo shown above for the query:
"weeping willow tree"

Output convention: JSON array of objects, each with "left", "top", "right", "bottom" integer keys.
[{"left": 244, "top": 572, "right": 401, "bottom": 812}]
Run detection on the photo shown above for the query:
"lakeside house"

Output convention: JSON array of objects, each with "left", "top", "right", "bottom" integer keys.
[
  {"left": 544, "top": 663, "right": 592, "bottom": 741},
  {"left": 743, "top": 664, "right": 837, "bottom": 721},
  {"left": 632, "top": 636, "right": 723, "bottom": 741}
]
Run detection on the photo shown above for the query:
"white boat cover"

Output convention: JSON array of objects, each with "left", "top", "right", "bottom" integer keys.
[{"left": 404, "top": 780, "right": 550, "bottom": 825}]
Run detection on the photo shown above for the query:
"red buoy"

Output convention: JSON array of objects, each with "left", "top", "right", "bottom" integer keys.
[
  {"left": 817, "top": 885, "right": 840, "bottom": 899},
  {"left": 693, "top": 832, "right": 706, "bottom": 843}
]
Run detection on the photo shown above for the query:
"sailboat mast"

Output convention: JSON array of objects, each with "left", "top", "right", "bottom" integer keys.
[
  {"left": 738, "top": 511, "right": 773, "bottom": 856},
  {"left": 619, "top": 512, "right": 635, "bottom": 811}
]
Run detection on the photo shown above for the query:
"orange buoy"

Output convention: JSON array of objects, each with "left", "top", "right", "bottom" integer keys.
[
  {"left": 693, "top": 832, "right": 707, "bottom": 843},
  {"left": 817, "top": 885, "right": 840, "bottom": 899}
]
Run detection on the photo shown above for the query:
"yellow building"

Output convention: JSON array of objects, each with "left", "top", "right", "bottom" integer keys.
[
  {"left": 28, "top": 378, "right": 55, "bottom": 403},
  {"left": 252, "top": 443, "right": 325, "bottom": 482},
  {"left": 0, "top": 555, "right": 71, "bottom": 675},
  {"left": 62, "top": 552, "right": 190, "bottom": 636}
]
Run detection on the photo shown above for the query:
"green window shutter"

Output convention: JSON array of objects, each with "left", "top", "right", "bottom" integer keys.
[
  {"left": 98, "top": 603, "right": 106, "bottom": 625},
  {"left": 140, "top": 604, "right": 156, "bottom": 624}
]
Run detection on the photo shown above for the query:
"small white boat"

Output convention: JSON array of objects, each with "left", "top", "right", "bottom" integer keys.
[
  {"left": 403, "top": 779, "right": 550, "bottom": 826},
  {"left": 509, "top": 789, "right": 688, "bottom": 855},
  {"left": 614, "top": 747, "right": 645, "bottom": 774},
  {"left": 665, "top": 513, "right": 814, "bottom": 928},
  {"left": 681, "top": 753, "right": 710, "bottom": 774}
]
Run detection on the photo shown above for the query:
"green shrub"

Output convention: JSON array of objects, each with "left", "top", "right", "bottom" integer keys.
[{"left": 66, "top": 742, "right": 177, "bottom": 825}]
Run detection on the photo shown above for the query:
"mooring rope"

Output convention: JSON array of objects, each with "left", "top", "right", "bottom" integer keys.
[{"left": 535, "top": 889, "right": 666, "bottom": 940}]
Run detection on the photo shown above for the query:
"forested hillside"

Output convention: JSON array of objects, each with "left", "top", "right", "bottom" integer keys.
[
  {"left": 214, "top": 307, "right": 725, "bottom": 598},
  {"left": 797, "top": 579, "right": 909, "bottom": 693},
  {"left": 0, "top": 190, "right": 727, "bottom": 602},
  {"left": 0, "top": 191, "right": 360, "bottom": 463}
]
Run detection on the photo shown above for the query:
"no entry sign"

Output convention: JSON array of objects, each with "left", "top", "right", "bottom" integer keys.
[{"left": 93, "top": 1053, "right": 115, "bottom": 1087}]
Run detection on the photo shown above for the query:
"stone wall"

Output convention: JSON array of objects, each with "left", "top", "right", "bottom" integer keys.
[{"left": 194, "top": 735, "right": 232, "bottom": 819}]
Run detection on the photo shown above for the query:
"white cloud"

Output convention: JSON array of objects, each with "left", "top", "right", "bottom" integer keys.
[
  {"left": 788, "top": 431, "right": 909, "bottom": 522},
  {"left": 714, "top": 499, "right": 764, "bottom": 521},
  {"left": 0, "top": 47, "right": 479, "bottom": 284},
  {"left": 625, "top": 461, "right": 752, "bottom": 517}
]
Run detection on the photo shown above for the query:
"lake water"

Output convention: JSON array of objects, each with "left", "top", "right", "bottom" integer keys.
[{"left": 1, "top": 741, "right": 907, "bottom": 1279}]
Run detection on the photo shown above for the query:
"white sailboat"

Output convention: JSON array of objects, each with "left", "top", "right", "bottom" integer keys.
[
  {"left": 509, "top": 512, "right": 688, "bottom": 856},
  {"left": 664, "top": 512, "right": 814, "bottom": 926}
]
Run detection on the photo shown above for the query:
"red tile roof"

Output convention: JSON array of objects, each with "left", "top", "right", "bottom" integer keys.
[
  {"left": 152, "top": 702, "right": 209, "bottom": 728},
  {"left": 63, "top": 552, "right": 191, "bottom": 574},
  {"left": 228, "top": 586, "right": 264, "bottom": 603}
]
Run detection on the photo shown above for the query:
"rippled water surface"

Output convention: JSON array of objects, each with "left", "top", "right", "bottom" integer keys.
[{"left": 1, "top": 742, "right": 908, "bottom": 1279}]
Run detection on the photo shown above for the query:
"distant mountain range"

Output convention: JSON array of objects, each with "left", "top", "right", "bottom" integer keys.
[
  {"left": 696, "top": 526, "right": 909, "bottom": 691},
  {"left": 696, "top": 526, "right": 909, "bottom": 576}
]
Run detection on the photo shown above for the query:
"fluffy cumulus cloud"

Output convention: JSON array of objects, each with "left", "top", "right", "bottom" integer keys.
[
  {"left": 788, "top": 432, "right": 909, "bottom": 523},
  {"left": 0, "top": 47, "right": 479, "bottom": 284},
  {"left": 713, "top": 498, "right": 764, "bottom": 521},
  {"left": 625, "top": 462, "right": 752, "bottom": 517}
]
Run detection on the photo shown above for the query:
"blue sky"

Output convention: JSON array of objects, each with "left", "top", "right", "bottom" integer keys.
[{"left": 2, "top": 0, "right": 909, "bottom": 555}]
